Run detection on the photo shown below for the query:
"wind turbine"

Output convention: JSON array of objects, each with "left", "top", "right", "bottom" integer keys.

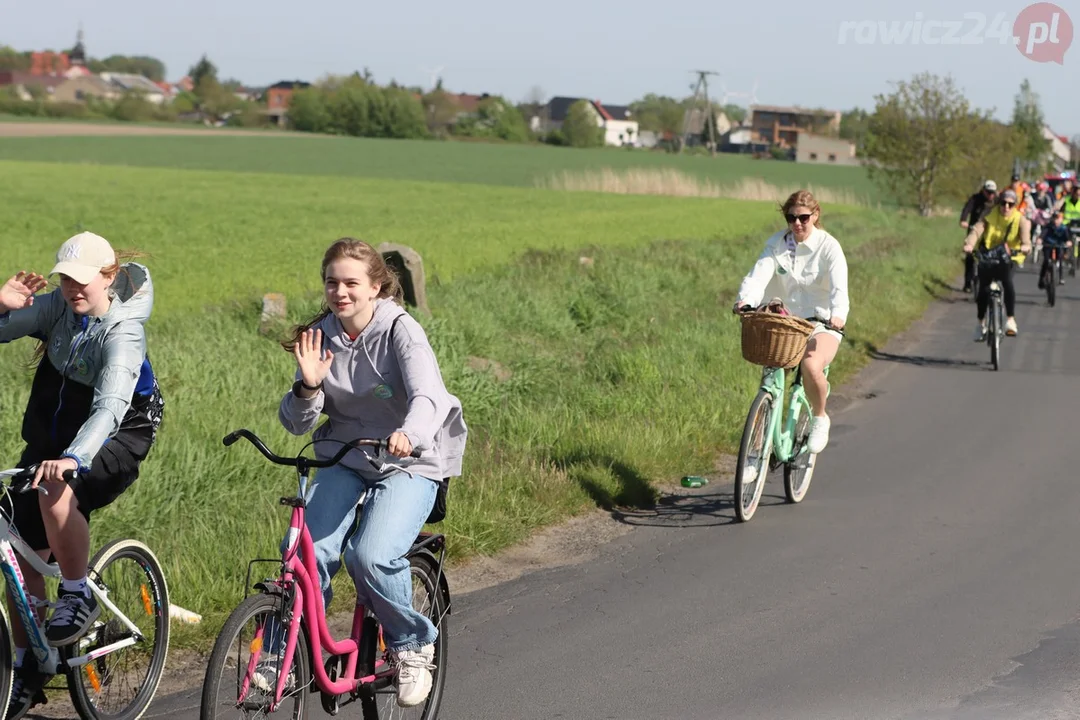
[{"left": 419, "top": 65, "right": 445, "bottom": 91}]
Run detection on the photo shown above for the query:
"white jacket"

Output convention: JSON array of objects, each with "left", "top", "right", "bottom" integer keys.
[{"left": 736, "top": 227, "right": 850, "bottom": 324}]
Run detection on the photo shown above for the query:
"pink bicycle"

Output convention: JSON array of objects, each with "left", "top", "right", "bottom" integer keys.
[{"left": 199, "top": 429, "right": 450, "bottom": 719}]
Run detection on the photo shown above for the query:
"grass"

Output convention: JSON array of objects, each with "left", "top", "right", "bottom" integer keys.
[
  {"left": 0, "top": 160, "right": 795, "bottom": 294},
  {"left": 0, "top": 133, "right": 881, "bottom": 198},
  {"left": 0, "top": 158, "right": 955, "bottom": 651},
  {"left": 538, "top": 167, "right": 875, "bottom": 207}
]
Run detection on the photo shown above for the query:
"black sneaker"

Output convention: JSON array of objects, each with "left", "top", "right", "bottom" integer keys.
[
  {"left": 5, "top": 656, "right": 48, "bottom": 720},
  {"left": 45, "top": 588, "right": 100, "bottom": 647}
]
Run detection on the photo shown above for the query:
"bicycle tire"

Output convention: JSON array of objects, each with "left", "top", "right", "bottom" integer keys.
[
  {"left": 1048, "top": 261, "right": 1056, "bottom": 306},
  {"left": 783, "top": 407, "right": 816, "bottom": 504},
  {"left": 734, "top": 390, "right": 774, "bottom": 523},
  {"left": 66, "top": 539, "right": 170, "bottom": 720},
  {"left": 200, "top": 592, "right": 311, "bottom": 719},
  {"left": 361, "top": 552, "right": 449, "bottom": 720},
  {"left": 0, "top": 601, "right": 14, "bottom": 720},
  {"left": 990, "top": 297, "right": 1000, "bottom": 371}
]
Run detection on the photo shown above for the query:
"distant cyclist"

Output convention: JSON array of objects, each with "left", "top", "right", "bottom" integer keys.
[
  {"left": 959, "top": 180, "right": 997, "bottom": 292},
  {"left": 963, "top": 189, "right": 1032, "bottom": 339},
  {"left": 1038, "top": 212, "right": 1072, "bottom": 289},
  {"left": 1055, "top": 183, "right": 1080, "bottom": 223},
  {"left": 733, "top": 189, "right": 850, "bottom": 454}
]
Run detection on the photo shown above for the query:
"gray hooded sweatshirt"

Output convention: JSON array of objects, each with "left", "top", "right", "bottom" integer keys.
[{"left": 278, "top": 298, "right": 467, "bottom": 481}]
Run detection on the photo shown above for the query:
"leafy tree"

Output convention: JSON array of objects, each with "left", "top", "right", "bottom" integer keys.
[
  {"left": 629, "top": 93, "right": 686, "bottom": 136},
  {"left": 188, "top": 55, "right": 218, "bottom": 88},
  {"left": 88, "top": 55, "right": 166, "bottom": 81},
  {"left": 0, "top": 46, "right": 31, "bottom": 71},
  {"left": 421, "top": 88, "right": 463, "bottom": 135},
  {"left": 722, "top": 103, "right": 746, "bottom": 124},
  {"left": 839, "top": 108, "right": 871, "bottom": 154},
  {"left": 1011, "top": 79, "right": 1051, "bottom": 173},
  {"left": 562, "top": 99, "right": 604, "bottom": 148},
  {"left": 288, "top": 87, "right": 332, "bottom": 133},
  {"left": 864, "top": 72, "right": 990, "bottom": 215}
]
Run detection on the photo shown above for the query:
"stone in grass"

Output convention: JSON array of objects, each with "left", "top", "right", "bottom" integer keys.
[
  {"left": 260, "top": 292, "right": 287, "bottom": 336},
  {"left": 379, "top": 242, "right": 430, "bottom": 315}
]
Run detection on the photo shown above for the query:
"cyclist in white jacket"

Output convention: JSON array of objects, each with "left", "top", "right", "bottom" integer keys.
[{"left": 733, "top": 190, "right": 850, "bottom": 454}]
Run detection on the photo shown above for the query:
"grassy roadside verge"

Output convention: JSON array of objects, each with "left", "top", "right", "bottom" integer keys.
[{"left": 165, "top": 207, "right": 954, "bottom": 649}]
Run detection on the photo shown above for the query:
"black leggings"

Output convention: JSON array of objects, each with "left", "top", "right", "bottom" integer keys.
[{"left": 976, "top": 262, "right": 1015, "bottom": 319}]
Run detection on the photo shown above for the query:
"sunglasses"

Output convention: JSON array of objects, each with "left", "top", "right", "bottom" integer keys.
[
  {"left": 785, "top": 213, "right": 813, "bottom": 224},
  {"left": 1002, "top": 201, "right": 1016, "bottom": 207}
]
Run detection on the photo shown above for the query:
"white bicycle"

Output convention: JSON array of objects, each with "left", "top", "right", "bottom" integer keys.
[{"left": 0, "top": 466, "right": 170, "bottom": 720}]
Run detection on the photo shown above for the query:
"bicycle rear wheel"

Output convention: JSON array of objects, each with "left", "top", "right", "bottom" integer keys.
[
  {"left": 201, "top": 593, "right": 310, "bottom": 719},
  {"left": 361, "top": 552, "right": 449, "bottom": 720},
  {"left": 1048, "top": 260, "right": 1056, "bottom": 306},
  {"left": 783, "top": 405, "right": 816, "bottom": 504},
  {"left": 0, "top": 603, "right": 13, "bottom": 720},
  {"left": 66, "top": 539, "right": 170, "bottom": 720},
  {"left": 734, "top": 390, "right": 774, "bottom": 523}
]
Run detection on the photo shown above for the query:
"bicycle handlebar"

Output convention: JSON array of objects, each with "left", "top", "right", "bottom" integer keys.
[
  {"left": 1, "top": 467, "right": 78, "bottom": 496},
  {"left": 222, "top": 428, "right": 422, "bottom": 470}
]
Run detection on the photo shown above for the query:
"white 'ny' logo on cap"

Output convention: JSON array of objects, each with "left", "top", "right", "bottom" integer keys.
[{"left": 59, "top": 244, "right": 82, "bottom": 261}]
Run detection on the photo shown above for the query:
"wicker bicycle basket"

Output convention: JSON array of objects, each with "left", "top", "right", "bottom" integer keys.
[{"left": 740, "top": 311, "right": 816, "bottom": 368}]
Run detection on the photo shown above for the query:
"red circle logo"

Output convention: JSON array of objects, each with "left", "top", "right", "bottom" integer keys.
[{"left": 1014, "top": 3, "right": 1073, "bottom": 63}]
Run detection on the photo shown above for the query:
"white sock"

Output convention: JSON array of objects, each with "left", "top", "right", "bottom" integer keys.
[
  {"left": 14, "top": 647, "right": 25, "bottom": 668},
  {"left": 61, "top": 576, "right": 90, "bottom": 598}
]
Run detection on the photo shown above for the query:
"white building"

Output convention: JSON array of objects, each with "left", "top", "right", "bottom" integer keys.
[
  {"left": 1043, "top": 126, "right": 1071, "bottom": 171},
  {"left": 532, "top": 96, "right": 640, "bottom": 146}
]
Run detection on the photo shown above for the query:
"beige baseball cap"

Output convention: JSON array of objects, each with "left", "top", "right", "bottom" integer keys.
[{"left": 49, "top": 232, "right": 116, "bottom": 285}]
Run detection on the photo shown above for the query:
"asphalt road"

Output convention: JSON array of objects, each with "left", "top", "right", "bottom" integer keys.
[{"left": 106, "top": 264, "right": 1080, "bottom": 719}]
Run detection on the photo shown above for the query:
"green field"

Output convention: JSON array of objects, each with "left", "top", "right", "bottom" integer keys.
[
  {"left": 0, "top": 133, "right": 880, "bottom": 200},
  {"left": 0, "top": 139, "right": 956, "bottom": 649}
]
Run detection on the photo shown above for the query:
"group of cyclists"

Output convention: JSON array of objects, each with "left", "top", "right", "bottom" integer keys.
[
  {"left": 0, "top": 234, "right": 466, "bottom": 716},
  {"left": 960, "top": 172, "right": 1080, "bottom": 339}
]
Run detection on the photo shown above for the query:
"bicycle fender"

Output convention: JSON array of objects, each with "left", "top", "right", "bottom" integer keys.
[{"left": 408, "top": 549, "right": 452, "bottom": 617}]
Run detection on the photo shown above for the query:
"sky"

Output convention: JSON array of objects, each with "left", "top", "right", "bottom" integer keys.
[{"left": 2, "top": 0, "right": 1078, "bottom": 137}]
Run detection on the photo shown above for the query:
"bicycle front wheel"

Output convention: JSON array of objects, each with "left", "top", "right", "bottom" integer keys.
[
  {"left": 734, "top": 390, "right": 774, "bottom": 523},
  {"left": 66, "top": 539, "right": 170, "bottom": 720},
  {"left": 988, "top": 297, "right": 1000, "bottom": 371},
  {"left": 201, "top": 592, "right": 311, "bottom": 719}
]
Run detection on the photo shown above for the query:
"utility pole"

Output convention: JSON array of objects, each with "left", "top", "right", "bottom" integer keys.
[{"left": 682, "top": 70, "right": 718, "bottom": 156}]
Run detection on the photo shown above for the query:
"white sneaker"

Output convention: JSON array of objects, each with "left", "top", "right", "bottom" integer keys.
[
  {"left": 251, "top": 659, "right": 295, "bottom": 694},
  {"left": 1005, "top": 317, "right": 1018, "bottom": 336},
  {"left": 394, "top": 644, "right": 435, "bottom": 708},
  {"left": 806, "top": 415, "right": 831, "bottom": 454},
  {"left": 974, "top": 322, "right": 987, "bottom": 342}
]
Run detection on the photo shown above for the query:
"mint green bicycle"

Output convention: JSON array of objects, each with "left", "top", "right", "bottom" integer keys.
[{"left": 734, "top": 309, "right": 837, "bottom": 523}]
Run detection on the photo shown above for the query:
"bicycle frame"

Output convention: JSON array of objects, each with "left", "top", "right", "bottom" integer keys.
[
  {"left": 0, "top": 472, "right": 146, "bottom": 677},
  {"left": 757, "top": 364, "right": 828, "bottom": 465},
  {"left": 245, "top": 470, "right": 387, "bottom": 711}
]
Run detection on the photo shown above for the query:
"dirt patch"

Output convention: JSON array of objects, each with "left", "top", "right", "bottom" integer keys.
[{"left": 0, "top": 122, "right": 312, "bottom": 139}]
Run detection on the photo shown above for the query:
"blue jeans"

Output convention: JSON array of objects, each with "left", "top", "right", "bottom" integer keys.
[{"left": 281, "top": 465, "right": 439, "bottom": 653}]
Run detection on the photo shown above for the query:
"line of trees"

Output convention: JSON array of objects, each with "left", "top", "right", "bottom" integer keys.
[{"left": 860, "top": 72, "right": 1073, "bottom": 215}]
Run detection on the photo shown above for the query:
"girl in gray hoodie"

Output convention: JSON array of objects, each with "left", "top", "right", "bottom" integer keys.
[{"left": 276, "top": 237, "right": 466, "bottom": 709}]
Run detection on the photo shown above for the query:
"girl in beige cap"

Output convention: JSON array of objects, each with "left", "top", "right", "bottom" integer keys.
[{"left": 0, "top": 232, "right": 163, "bottom": 717}]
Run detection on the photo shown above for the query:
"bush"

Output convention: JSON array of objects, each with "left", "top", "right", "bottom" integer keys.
[
  {"left": 288, "top": 77, "right": 428, "bottom": 139},
  {"left": 110, "top": 92, "right": 156, "bottom": 122}
]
